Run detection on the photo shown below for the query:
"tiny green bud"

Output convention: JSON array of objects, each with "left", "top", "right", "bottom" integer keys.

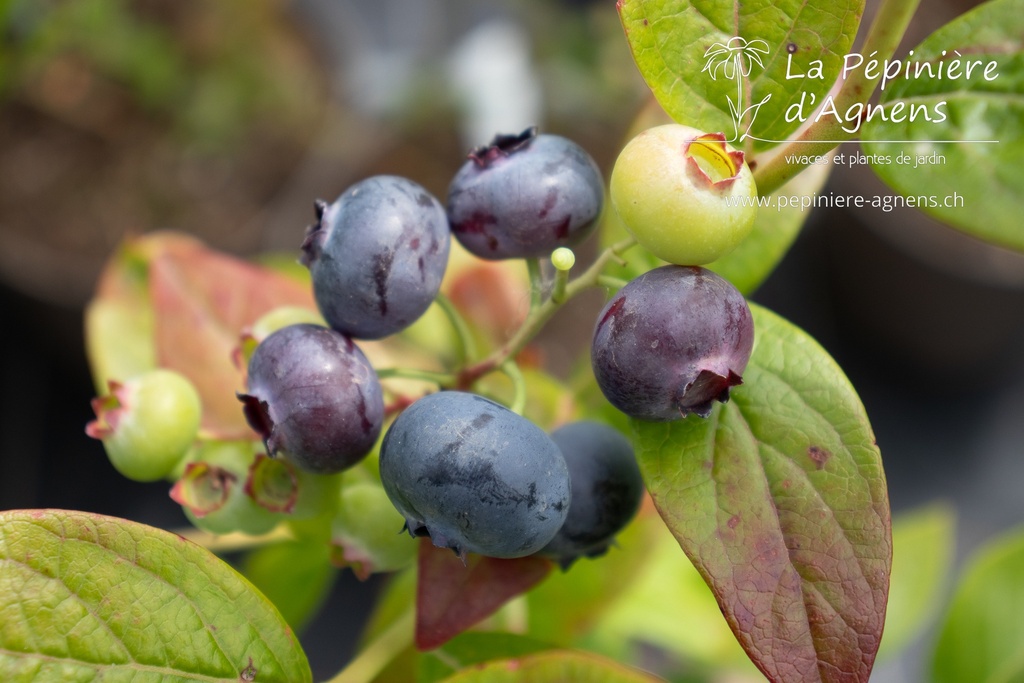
[
  {"left": 330, "top": 481, "right": 417, "bottom": 579},
  {"left": 551, "top": 247, "right": 576, "bottom": 272}
]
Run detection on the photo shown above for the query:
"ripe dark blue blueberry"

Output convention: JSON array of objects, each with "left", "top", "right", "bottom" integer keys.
[
  {"left": 379, "top": 391, "right": 570, "bottom": 560},
  {"left": 540, "top": 421, "right": 644, "bottom": 568},
  {"left": 239, "top": 323, "right": 384, "bottom": 474},
  {"left": 447, "top": 127, "right": 604, "bottom": 260},
  {"left": 301, "top": 175, "right": 451, "bottom": 340},
  {"left": 591, "top": 265, "right": 754, "bottom": 421}
]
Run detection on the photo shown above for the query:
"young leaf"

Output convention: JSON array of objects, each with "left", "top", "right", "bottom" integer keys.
[
  {"left": 877, "top": 503, "right": 955, "bottom": 661},
  {"left": 415, "top": 540, "right": 551, "bottom": 651},
  {"left": 148, "top": 235, "right": 316, "bottom": 438},
  {"left": 588, "top": 511, "right": 757, "bottom": 672},
  {"left": 932, "top": 523, "right": 1024, "bottom": 683},
  {"left": 631, "top": 303, "right": 891, "bottom": 683},
  {"left": 617, "top": 0, "right": 863, "bottom": 148},
  {"left": 0, "top": 509, "right": 311, "bottom": 682},
  {"left": 85, "top": 232, "right": 318, "bottom": 439},
  {"left": 525, "top": 500, "right": 663, "bottom": 647},
  {"left": 436, "top": 650, "right": 667, "bottom": 683},
  {"left": 861, "top": 0, "right": 1024, "bottom": 251}
]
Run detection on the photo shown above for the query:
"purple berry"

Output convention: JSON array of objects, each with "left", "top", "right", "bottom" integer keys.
[
  {"left": 540, "top": 421, "right": 644, "bottom": 568},
  {"left": 447, "top": 127, "right": 604, "bottom": 260},
  {"left": 591, "top": 266, "right": 754, "bottom": 421},
  {"left": 302, "top": 175, "right": 451, "bottom": 340},
  {"left": 239, "top": 323, "right": 384, "bottom": 474}
]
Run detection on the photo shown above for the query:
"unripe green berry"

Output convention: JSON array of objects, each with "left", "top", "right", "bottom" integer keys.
[
  {"left": 610, "top": 124, "right": 757, "bottom": 266},
  {"left": 86, "top": 369, "right": 202, "bottom": 482},
  {"left": 331, "top": 481, "right": 417, "bottom": 579},
  {"left": 171, "top": 441, "right": 282, "bottom": 536}
]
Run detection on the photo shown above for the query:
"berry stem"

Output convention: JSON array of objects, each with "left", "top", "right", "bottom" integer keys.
[
  {"left": 325, "top": 607, "right": 414, "bottom": 683},
  {"left": 174, "top": 525, "right": 293, "bottom": 553},
  {"left": 551, "top": 263, "right": 571, "bottom": 304},
  {"left": 434, "top": 292, "right": 478, "bottom": 363},
  {"left": 376, "top": 367, "right": 458, "bottom": 385},
  {"left": 751, "top": 0, "right": 921, "bottom": 195},
  {"left": 526, "top": 257, "right": 545, "bottom": 311},
  {"left": 501, "top": 360, "right": 527, "bottom": 415},
  {"left": 458, "top": 236, "right": 637, "bottom": 386},
  {"left": 596, "top": 275, "right": 628, "bottom": 292}
]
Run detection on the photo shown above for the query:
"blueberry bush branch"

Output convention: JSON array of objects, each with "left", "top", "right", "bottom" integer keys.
[
  {"left": 325, "top": 608, "right": 415, "bottom": 683},
  {"left": 457, "top": 236, "right": 638, "bottom": 387},
  {"left": 434, "top": 292, "right": 478, "bottom": 364}
]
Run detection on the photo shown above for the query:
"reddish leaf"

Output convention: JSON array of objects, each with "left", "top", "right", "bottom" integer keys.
[
  {"left": 632, "top": 305, "right": 890, "bottom": 682},
  {"left": 147, "top": 236, "right": 315, "bottom": 438},
  {"left": 416, "top": 539, "right": 552, "bottom": 651}
]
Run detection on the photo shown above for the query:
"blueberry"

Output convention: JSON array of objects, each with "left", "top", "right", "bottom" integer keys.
[
  {"left": 447, "top": 127, "right": 604, "bottom": 260},
  {"left": 301, "top": 175, "right": 451, "bottom": 340},
  {"left": 238, "top": 323, "right": 384, "bottom": 474},
  {"left": 591, "top": 266, "right": 754, "bottom": 421},
  {"left": 379, "top": 391, "right": 570, "bottom": 560},
  {"left": 610, "top": 125, "right": 757, "bottom": 266},
  {"left": 86, "top": 369, "right": 202, "bottom": 482},
  {"left": 540, "top": 421, "right": 644, "bottom": 568}
]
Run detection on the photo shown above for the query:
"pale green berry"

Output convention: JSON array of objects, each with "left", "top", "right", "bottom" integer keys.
[
  {"left": 171, "top": 441, "right": 282, "bottom": 536},
  {"left": 331, "top": 482, "right": 417, "bottom": 579},
  {"left": 86, "top": 369, "right": 201, "bottom": 482},
  {"left": 610, "top": 124, "right": 758, "bottom": 266}
]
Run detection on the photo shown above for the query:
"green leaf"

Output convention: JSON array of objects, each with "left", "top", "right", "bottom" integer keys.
[
  {"left": 587, "top": 512, "right": 757, "bottom": 673},
  {"left": 525, "top": 506, "right": 664, "bottom": 646},
  {"left": 861, "top": 0, "right": 1024, "bottom": 251},
  {"left": 932, "top": 523, "right": 1024, "bottom": 683},
  {"left": 708, "top": 159, "right": 831, "bottom": 293},
  {"left": 877, "top": 503, "right": 956, "bottom": 661},
  {"left": 418, "top": 633, "right": 553, "bottom": 683},
  {"left": 617, "top": 0, "right": 863, "bottom": 149},
  {"left": 631, "top": 304, "right": 890, "bottom": 683},
  {"left": 0, "top": 509, "right": 311, "bottom": 683},
  {"left": 437, "top": 650, "right": 667, "bottom": 683},
  {"left": 241, "top": 539, "right": 337, "bottom": 635}
]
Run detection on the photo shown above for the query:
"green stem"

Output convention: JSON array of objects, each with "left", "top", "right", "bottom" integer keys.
[
  {"left": 596, "top": 275, "right": 628, "bottom": 291},
  {"left": 551, "top": 265, "right": 571, "bottom": 304},
  {"left": 526, "top": 258, "right": 545, "bottom": 311},
  {"left": 459, "top": 237, "right": 637, "bottom": 385},
  {"left": 324, "top": 608, "right": 415, "bottom": 683},
  {"left": 501, "top": 360, "right": 527, "bottom": 415},
  {"left": 752, "top": 0, "right": 922, "bottom": 195},
  {"left": 434, "top": 292, "right": 478, "bottom": 363},
  {"left": 174, "top": 525, "right": 293, "bottom": 553},
  {"left": 376, "top": 367, "right": 457, "bottom": 386}
]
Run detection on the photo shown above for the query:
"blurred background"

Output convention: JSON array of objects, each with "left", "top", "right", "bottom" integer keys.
[{"left": 1, "top": 0, "right": 1022, "bottom": 680}]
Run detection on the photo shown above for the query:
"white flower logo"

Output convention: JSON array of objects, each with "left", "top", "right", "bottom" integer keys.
[{"left": 701, "top": 37, "right": 772, "bottom": 142}]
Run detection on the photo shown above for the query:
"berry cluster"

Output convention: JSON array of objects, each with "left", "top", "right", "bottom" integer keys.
[{"left": 87, "top": 122, "right": 758, "bottom": 571}]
